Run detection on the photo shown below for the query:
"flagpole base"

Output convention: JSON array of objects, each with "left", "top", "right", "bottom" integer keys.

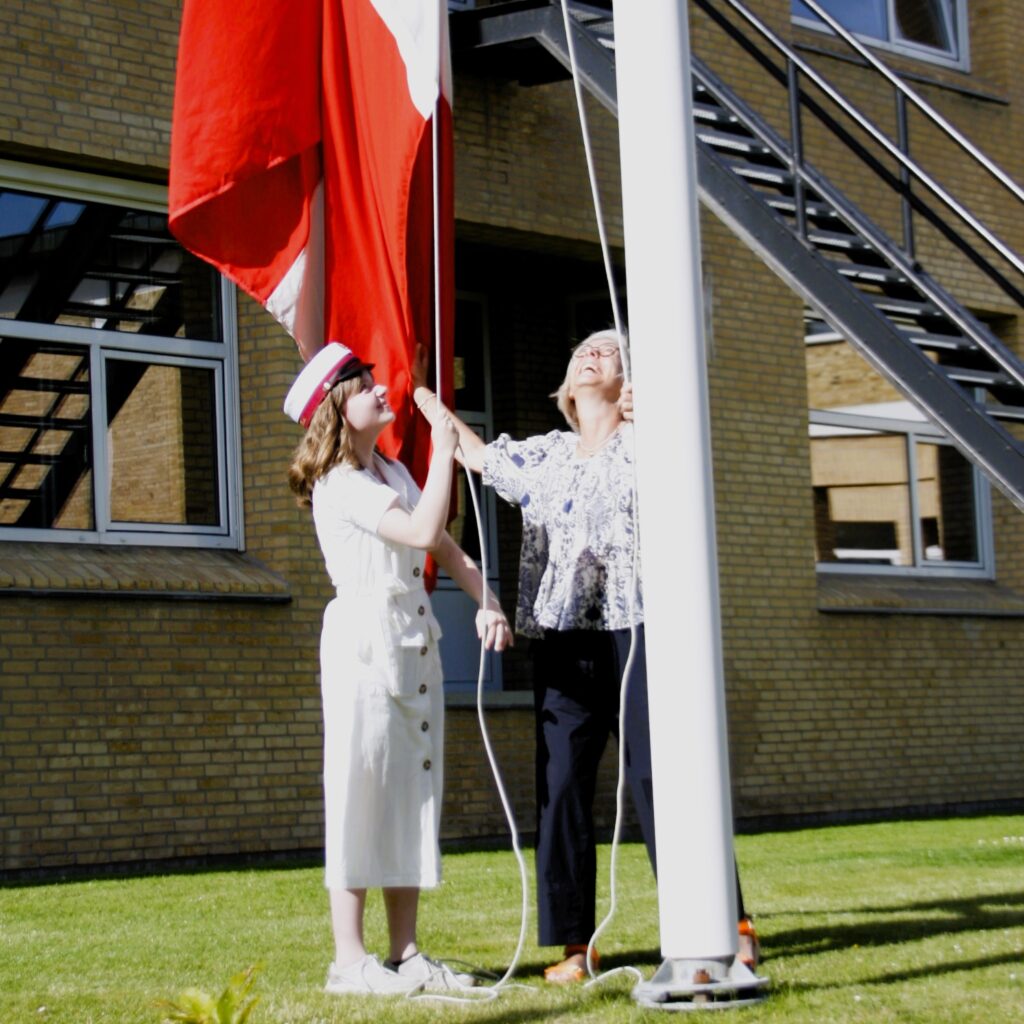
[{"left": 632, "top": 957, "right": 768, "bottom": 1012}]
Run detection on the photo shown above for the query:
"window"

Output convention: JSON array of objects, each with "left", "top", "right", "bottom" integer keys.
[
  {"left": 806, "top": 334, "right": 991, "bottom": 574},
  {"left": 791, "top": 0, "right": 967, "bottom": 68},
  {"left": 0, "top": 162, "right": 240, "bottom": 548}
]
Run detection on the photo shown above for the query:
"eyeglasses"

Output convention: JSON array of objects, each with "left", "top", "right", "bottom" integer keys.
[{"left": 572, "top": 344, "right": 620, "bottom": 360}]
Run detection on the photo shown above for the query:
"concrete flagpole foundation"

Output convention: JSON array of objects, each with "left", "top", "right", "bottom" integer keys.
[{"left": 613, "top": 0, "right": 766, "bottom": 1010}]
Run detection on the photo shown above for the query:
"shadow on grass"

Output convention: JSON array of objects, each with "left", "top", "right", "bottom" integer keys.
[
  {"left": 767, "top": 889, "right": 1024, "bottom": 958},
  {"left": 570, "top": 893, "right": 1023, "bottom": 997},
  {"left": 760, "top": 889, "right": 1024, "bottom": 994},
  {"left": 780, "top": 950, "right": 1023, "bottom": 995}
]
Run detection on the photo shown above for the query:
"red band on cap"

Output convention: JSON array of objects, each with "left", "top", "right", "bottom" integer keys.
[{"left": 298, "top": 352, "right": 359, "bottom": 427}]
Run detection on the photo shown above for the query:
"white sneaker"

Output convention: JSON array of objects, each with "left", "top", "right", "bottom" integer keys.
[
  {"left": 387, "top": 952, "right": 478, "bottom": 991},
  {"left": 324, "top": 954, "right": 423, "bottom": 996}
]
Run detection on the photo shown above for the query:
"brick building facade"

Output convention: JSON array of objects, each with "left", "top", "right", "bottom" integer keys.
[{"left": 1, "top": 0, "right": 1022, "bottom": 875}]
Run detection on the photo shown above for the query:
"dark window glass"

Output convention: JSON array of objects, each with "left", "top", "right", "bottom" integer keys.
[
  {"left": 916, "top": 441, "right": 977, "bottom": 562},
  {"left": 453, "top": 297, "right": 486, "bottom": 413},
  {"left": 0, "top": 187, "right": 222, "bottom": 341},
  {"left": 895, "top": 0, "right": 951, "bottom": 50}
]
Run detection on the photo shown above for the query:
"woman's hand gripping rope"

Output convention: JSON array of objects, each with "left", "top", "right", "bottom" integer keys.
[{"left": 476, "top": 607, "right": 513, "bottom": 652}]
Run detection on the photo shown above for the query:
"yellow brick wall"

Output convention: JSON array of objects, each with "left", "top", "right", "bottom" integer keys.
[
  {"left": 0, "top": 0, "right": 176, "bottom": 173},
  {"left": 1, "top": 0, "right": 1023, "bottom": 877}
]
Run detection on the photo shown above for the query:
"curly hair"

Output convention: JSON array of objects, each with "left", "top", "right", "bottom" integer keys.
[
  {"left": 287, "top": 375, "right": 366, "bottom": 508},
  {"left": 550, "top": 328, "right": 628, "bottom": 431}
]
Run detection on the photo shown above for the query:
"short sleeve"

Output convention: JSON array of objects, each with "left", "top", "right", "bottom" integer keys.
[
  {"left": 483, "top": 430, "right": 563, "bottom": 507},
  {"left": 316, "top": 466, "right": 400, "bottom": 534}
]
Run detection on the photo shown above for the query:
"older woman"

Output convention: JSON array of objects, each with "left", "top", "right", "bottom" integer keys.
[{"left": 412, "top": 329, "right": 756, "bottom": 981}]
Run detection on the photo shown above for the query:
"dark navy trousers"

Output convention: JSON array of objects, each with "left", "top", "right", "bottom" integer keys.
[{"left": 532, "top": 625, "right": 745, "bottom": 947}]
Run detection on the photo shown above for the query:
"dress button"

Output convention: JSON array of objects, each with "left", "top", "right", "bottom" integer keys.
[
  {"left": 423, "top": 759, "right": 432, "bottom": 770},
  {"left": 419, "top": 646, "right": 428, "bottom": 656},
  {"left": 419, "top": 683, "right": 427, "bottom": 694},
  {"left": 421, "top": 721, "right": 429, "bottom": 732},
  {"left": 413, "top": 566, "right": 421, "bottom": 577},
  {"left": 417, "top": 605, "right": 425, "bottom": 616}
]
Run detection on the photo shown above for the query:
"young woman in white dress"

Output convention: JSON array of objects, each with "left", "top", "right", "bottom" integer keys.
[{"left": 286, "top": 343, "right": 512, "bottom": 996}]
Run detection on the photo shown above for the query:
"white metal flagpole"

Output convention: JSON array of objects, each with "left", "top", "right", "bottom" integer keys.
[{"left": 614, "top": 0, "right": 766, "bottom": 1008}]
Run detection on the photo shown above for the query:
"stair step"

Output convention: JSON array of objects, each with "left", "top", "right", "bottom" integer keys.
[
  {"left": 807, "top": 228, "right": 876, "bottom": 255},
  {"left": 802, "top": 323, "right": 843, "bottom": 344},
  {"left": 696, "top": 126, "right": 771, "bottom": 157},
  {"left": 867, "top": 293, "right": 943, "bottom": 319},
  {"left": 806, "top": 322, "right": 980, "bottom": 356},
  {"left": 725, "top": 158, "right": 794, "bottom": 188},
  {"left": 898, "top": 329, "right": 976, "bottom": 353},
  {"left": 829, "top": 261, "right": 909, "bottom": 286},
  {"left": 767, "top": 195, "right": 840, "bottom": 221},
  {"left": 693, "top": 100, "right": 740, "bottom": 127},
  {"left": 944, "top": 365, "right": 1016, "bottom": 388},
  {"left": 984, "top": 402, "right": 1024, "bottom": 422}
]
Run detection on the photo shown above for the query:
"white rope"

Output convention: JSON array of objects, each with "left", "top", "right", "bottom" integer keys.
[
  {"left": 418, "top": 1, "right": 645, "bottom": 1003},
  {"left": 558, "top": 2, "right": 626, "bottom": 353},
  {"left": 559, "top": 0, "right": 646, "bottom": 990},
  {"left": 406, "top": 435, "right": 533, "bottom": 1007},
  {"left": 420, "top": 2, "right": 530, "bottom": 1002}
]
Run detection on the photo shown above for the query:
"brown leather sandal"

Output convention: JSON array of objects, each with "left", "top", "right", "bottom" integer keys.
[
  {"left": 543, "top": 943, "right": 600, "bottom": 984},
  {"left": 738, "top": 916, "right": 761, "bottom": 969}
]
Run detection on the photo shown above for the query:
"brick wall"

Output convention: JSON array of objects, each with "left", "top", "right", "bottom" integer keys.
[{"left": 1, "top": 0, "right": 1023, "bottom": 877}]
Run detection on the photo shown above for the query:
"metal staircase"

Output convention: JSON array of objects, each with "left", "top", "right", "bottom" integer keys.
[{"left": 451, "top": 0, "right": 1024, "bottom": 510}]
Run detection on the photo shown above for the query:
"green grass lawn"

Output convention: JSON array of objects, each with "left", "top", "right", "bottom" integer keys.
[{"left": 1, "top": 815, "right": 1022, "bottom": 1023}]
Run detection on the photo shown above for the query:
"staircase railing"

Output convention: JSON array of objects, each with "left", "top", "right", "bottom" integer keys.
[
  {"left": 795, "top": 0, "right": 1024, "bottom": 209},
  {"left": 693, "top": 0, "right": 1024, "bottom": 302}
]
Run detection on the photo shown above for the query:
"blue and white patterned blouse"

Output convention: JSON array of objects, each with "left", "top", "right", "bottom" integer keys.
[{"left": 483, "top": 424, "right": 643, "bottom": 638}]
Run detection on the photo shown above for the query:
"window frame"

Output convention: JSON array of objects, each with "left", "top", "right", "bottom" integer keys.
[
  {"left": 0, "top": 161, "right": 243, "bottom": 549},
  {"left": 809, "top": 406, "right": 994, "bottom": 578},
  {"left": 792, "top": 0, "right": 970, "bottom": 72}
]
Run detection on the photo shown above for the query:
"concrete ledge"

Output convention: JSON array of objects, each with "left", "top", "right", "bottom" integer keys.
[
  {"left": 0, "top": 543, "right": 291, "bottom": 602},
  {"left": 818, "top": 572, "right": 1024, "bottom": 617}
]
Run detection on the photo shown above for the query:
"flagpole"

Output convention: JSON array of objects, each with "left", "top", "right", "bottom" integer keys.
[
  {"left": 614, "top": 0, "right": 766, "bottom": 1008},
  {"left": 432, "top": 0, "right": 444, "bottom": 400}
]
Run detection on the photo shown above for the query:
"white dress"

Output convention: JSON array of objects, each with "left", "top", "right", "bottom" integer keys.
[{"left": 312, "top": 454, "right": 444, "bottom": 890}]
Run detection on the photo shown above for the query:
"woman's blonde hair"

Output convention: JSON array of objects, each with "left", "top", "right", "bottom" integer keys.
[
  {"left": 287, "top": 375, "right": 366, "bottom": 507},
  {"left": 550, "top": 328, "right": 628, "bottom": 431}
]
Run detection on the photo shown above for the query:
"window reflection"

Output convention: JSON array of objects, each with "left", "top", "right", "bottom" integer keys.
[
  {"left": 106, "top": 360, "right": 220, "bottom": 526},
  {"left": 811, "top": 428, "right": 911, "bottom": 565},
  {"left": 0, "top": 187, "right": 220, "bottom": 339},
  {"left": 0, "top": 338, "right": 93, "bottom": 530},
  {"left": 793, "top": 0, "right": 887, "bottom": 39}
]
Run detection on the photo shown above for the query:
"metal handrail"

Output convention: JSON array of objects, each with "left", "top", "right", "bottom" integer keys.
[
  {"left": 690, "top": 55, "right": 1024, "bottom": 391},
  {"left": 795, "top": 0, "right": 1024, "bottom": 208},
  {"left": 703, "top": 0, "right": 1024, "bottom": 280}
]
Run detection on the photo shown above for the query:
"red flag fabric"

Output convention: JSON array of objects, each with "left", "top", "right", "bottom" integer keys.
[{"left": 168, "top": 0, "right": 454, "bottom": 480}]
